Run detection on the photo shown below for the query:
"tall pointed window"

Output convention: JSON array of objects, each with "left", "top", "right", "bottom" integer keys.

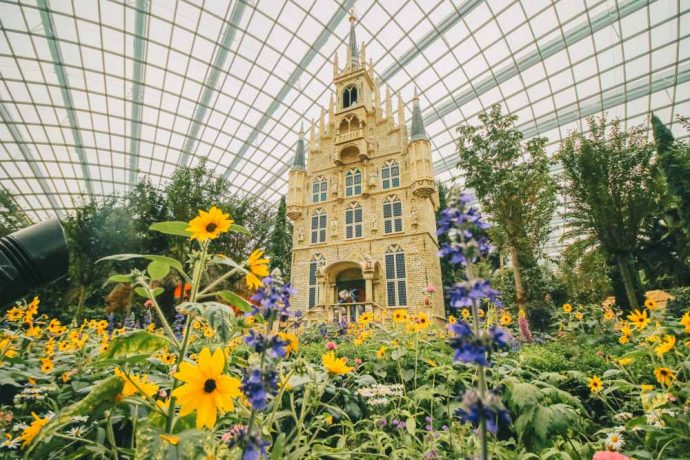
[
  {"left": 385, "top": 245, "right": 407, "bottom": 307},
  {"left": 344, "top": 202, "right": 363, "bottom": 239},
  {"left": 308, "top": 254, "right": 325, "bottom": 308},
  {"left": 345, "top": 168, "right": 362, "bottom": 197},
  {"left": 311, "top": 208, "right": 327, "bottom": 244},
  {"left": 383, "top": 195, "right": 403, "bottom": 234},
  {"left": 312, "top": 176, "right": 328, "bottom": 203},
  {"left": 343, "top": 85, "right": 358, "bottom": 108},
  {"left": 381, "top": 160, "right": 400, "bottom": 190}
]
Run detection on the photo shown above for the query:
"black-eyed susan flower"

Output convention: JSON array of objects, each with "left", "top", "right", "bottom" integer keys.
[
  {"left": 627, "top": 309, "right": 650, "bottom": 331},
  {"left": 654, "top": 367, "right": 676, "bottom": 387},
  {"left": 588, "top": 375, "right": 603, "bottom": 393},
  {"left": 562, "top": 303, "right": 573, "bottom": 313},
  {"left": 500, "top": 312, "right": 512, "bottom": 326},
  {"left": 448, "top": 315, "right": 457, "bottom": 324},
  {"left": 574, "top": 311, "right": 584, "bottom": 321},
  {"left": 171, "top": 347, "right": 241, "bottom": 429},
  {"left": 245, "top": 249, "right": 270, "bottom": 290},
  {"left": 39, "top": 357, "right": 53, "bottom": 374},
  {"left": 392, "top": 309, "right": 408, "bottom": 323},
  {"left": 277, "top": 331, "right": 298, "bottom": 355},
  {"left": 644, "top": 298, "right": 658, "bottom": 310},
  {"left": 376, "top": 346, "right": 387, "bottom": 358},
  {"left": 186, "top": 206, "right": 233, "bottom": 242},
  {"left": 416, "top": 311, "right": 431, "bottom": 330}
]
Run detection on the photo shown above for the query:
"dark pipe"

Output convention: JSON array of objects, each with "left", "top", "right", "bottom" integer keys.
[{"left": 0, "top": 219, "right": 69, "bottom": 307}]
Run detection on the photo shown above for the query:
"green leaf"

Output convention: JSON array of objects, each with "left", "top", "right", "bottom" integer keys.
[
  {"left": 26, "top": 376, "right": 124, "bottom": 454},
  {"left": 212, "top": 254, "right": 243, "bottom": 270},
  {"left": 107, "top": 274, "right": 132, "bottom": 284},
  {"left": 98, "top": 253, "right": 184, "bottom": 274},
  {"left": 147, "top": 260, "right": 170, "bottom": 281},
  {"left": 152, "top": 287, "right": 164, "bottom": 297},
  {"left": 134, "top": 286, "right": 150, "bottom": 299},
  {"left": 149, "top": 220, "right": 191, "bottom": 237},
  {"left": 176, "top": 302, "right": 235, "bottom": 342},
  {"left": 216, "top": 290, "right": 252, "bottom": 313},
  {"left": 506, "top": 381, "right": 541, "bottom": 409},
  {"left": 406, "top": 416, "right": 416, "bottom": 436},
  {"left": 99, "top": 331, "right": 171, "bottom": 362},
  {"left": 230, "top": 223, "right": 251, "bottom": 235}
]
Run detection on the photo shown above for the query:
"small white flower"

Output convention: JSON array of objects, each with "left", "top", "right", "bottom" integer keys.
[
  {"left": 605, "top": 431, "right": 624, "bottom": 451},
  {"left": 1, "top": 437, "right": 20, "bottom": 449},
  {"left": 67, "top": 425, "right": 87, "bottom": 437}
]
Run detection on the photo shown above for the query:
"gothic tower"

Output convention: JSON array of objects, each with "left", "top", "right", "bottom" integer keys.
[{"left": 286, "top": 11, "right": 444, "bottom": 322}]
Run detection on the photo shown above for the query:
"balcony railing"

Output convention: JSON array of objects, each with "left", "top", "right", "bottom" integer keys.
[{"left": 335, "top": 128, "right": 363, "bottom": 144}]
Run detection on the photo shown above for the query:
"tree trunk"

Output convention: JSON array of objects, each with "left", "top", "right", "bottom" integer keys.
[
  {"left": 617, "top": 254, "right": 640, "bottom": 309},
  {"left": 509, "top": 245, "right": 526, "bottom": 314}
]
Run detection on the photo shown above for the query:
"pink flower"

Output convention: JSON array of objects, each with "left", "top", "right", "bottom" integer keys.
[
  {"left": 425, "top": 284, "right": 437, "bottom": 293},
  {"left": 326, "top": 341, "right": 337, "bottom": 350},
  {"left": 593, "top": 452, "right": 630, "bottom": 460},
  {"left": 144, "top": 299, "right": 154, "bottom": 308},
  {"left": 518, "top": 314, "right": 534, "bottom": 343},
  {"left": 354, "top": 358, "right": 362, "bottom": 365}
]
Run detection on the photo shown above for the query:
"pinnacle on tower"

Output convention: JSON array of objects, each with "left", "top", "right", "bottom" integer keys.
[
  {"left": 410, "top": 87, "right": 428, "bottom": 141},
  {"left": 348, "top": 8, "right": 358, "bottom": 69},
  {"left": 292, "top": 123, "right": 306, "bottom": 170}
]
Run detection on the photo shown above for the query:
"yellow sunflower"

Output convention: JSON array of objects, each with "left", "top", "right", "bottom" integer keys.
[
  {"left": 654, "top": 367, "right": 676, "bottom": 387},
  {"left": 562, "top": 303, "right": 573, "bottom": 313},
  {"left": 39, "top": 357, "right": 53, "bottom": 374},
  {"left": 681, "top": 311, "right": 690, "bottom": 334},
  {"left": 627, "top": 309, "right": 650, "bottom": 331},
  {"left": 574, "top": 311, "right": 584, "bottom": 321},
  {"left": 588, "top": 375, "right": 603, "bottom": 393},
  {"left": 654, "top": 335, "right": 675, "bottom": 357},
  {"left": 114, "top": 367, "right": 159, "bottom": 398},
  {"left": 461, "top": 308, "right": 470, "bottom": 320},
  {"left": 448, "top": 315, "right": 457, "bottom": 324},
  {"left": 171, "top": 347, "right": 242, "bottom": 429},
  {"left": 277, "top": 331, "right": 299, "bottom": 355},
  {"left": 186, "top": 206, "right": 233, "bottom": 242},
  {"left": 0, "top": 337, "right": 18, "bottom": 359},
  {"left": 245, "top": 249, "right": 270, "bottom": 290},
  {"left": 376, "top": 346, "right": 387, "bottom": 358},
  {"left": 500, "top": 312, "right": 512, "bottom": 326},
  {"left": 18, "top": 412, "right": 50, "bottom": 447},
  {"left": 358, "top": 312, "right": 374, "bottom": 326},
  {"left": 618, "top": 358, "right": 633, "bottom": 366},
  {"left": 603, "top": 310, "right": 615, "bottom": 321},
  {"left": 322, "top": 351, "right": 354, "bottom": 375},
  {"left": 644, "top": 298, "right": 658, "bottom": 310},
  {"left": 392, "top": 309, "right": 408, "bottom": 323},
  {"left": 416, "top": 311, "right": 431, "bottom": 330}
]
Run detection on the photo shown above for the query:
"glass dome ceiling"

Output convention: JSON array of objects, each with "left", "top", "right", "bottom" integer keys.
[{"left": 1, "top": 0, "right": 689, "bottom": 225}]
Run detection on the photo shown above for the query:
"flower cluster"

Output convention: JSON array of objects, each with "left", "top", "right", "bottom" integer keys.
[
  {"left": 356, "top": 384, "right": 404, "bottom": 406},
  {"left": 456, "top": 389, "right": 511, "bottom": 434},
  {"left": 448, "top": 322, "right": 508, "bottom": 365},
  {"left": 249, "top": 276, "right": 295, "bottom": 321}
]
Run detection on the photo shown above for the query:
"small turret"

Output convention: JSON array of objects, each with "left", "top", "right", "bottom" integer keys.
[
  {"left": 287, "top": 125, "right": 307, "bottom": 221},
  {"left": 333, "top": 52, "right": 339, "bottom": 78},
  {"left": 385, "top": 86, "right": 392, "bottom": 127},
  {"left": 408, "top": 89, "right": 436, "bottom": 200}
]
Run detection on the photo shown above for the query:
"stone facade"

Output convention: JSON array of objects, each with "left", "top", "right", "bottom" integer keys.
[{"left": 286, "top": 13, "right": 444, "bottom": 322}]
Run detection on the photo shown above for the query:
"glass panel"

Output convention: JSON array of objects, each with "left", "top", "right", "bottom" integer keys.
[
  {"left": 398, "top": 281, "right": 407, "bottom": 306},
  {"left": 387, "top": 281, "right": 396, "bottom": 307}
]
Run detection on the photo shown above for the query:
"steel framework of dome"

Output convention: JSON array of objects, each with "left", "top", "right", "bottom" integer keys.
[{"left": 1, "top": 0, "right": 689, "bottom": 253}]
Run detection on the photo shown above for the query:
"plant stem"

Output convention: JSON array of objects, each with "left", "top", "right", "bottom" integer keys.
[
  {"left": 165, "top": 241, "right": 208, "bottom": 433},
  {"left": 198, "top": 267, "right": 244, "bottom": 297}
]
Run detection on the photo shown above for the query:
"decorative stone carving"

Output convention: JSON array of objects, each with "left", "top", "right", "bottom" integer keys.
[
  {"left": 368, "top": 166, "right": 377, "bottom": 189},
  {"left": 330, "top": 218, "right": 338, "bottom": 238},
  {"left": 331, "top": 174, "right": 339, "bottom": 197},
  {"left": 297, "top": 226, "right": 305, "bottom": 243}
]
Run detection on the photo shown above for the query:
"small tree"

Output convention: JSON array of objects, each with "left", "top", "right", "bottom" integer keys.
[
  {"left": 268, "top": 196, "right": 292, "bottom": 279},
  {"left": 558, "top": 116, "right": 659, "bottom": 308},
  {"left": 456, "top": 104, "right": 557, "bottom": 316},
  {"left": 0, "top": 188, "right": 31, "bottom": 237}
]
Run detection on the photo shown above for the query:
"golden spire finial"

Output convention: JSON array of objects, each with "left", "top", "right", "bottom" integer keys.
[{"left": 349, "top": 7, "right": 356, "bottom": 23}]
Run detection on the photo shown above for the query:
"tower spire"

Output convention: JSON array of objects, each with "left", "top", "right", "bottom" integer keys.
[
  {"left": 320, "top": 107, "right": 326, "bottom": 136},
  {"left": 309, "top": 118, "right": 315, "bottom": 144},
  {"left": 397, "top": 91, "right": 405, "bottom": 130},
  {"left": 292, "top": 123, "right": 306, "bottom": 170},
  {"left": 333, "top": 51, "right": 339, "bottom": 78},
  {"left": 328, "top": 94, "right": 335, "bottom": 127},
  {"left": 348, "top": 8, "right": 358, "bottom": 69},
  {"left": 385, "top": 86, "right": 392, "bottom": 126},
  {"left": 410, "top": 88, "right": 428, "bottom": 141}
]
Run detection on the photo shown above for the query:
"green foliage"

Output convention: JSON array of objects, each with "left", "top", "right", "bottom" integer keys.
[
  {"left": 99, "top": 331, "right": 172, "bottom": 363},
  {"left": 456, "top": 104, "right": 557, "bottom": 313},
  {"left": 558, "top": 243, "right": 612, "bottom": 304},
  {"left": 269, "top": 196, "right": 292, "bottom": 279},
  {"left": 0, "top": 187, "right": 31, "bottom": 238},
  {"left": 557, "top": 115, "right": 660, "bottom": 308}
]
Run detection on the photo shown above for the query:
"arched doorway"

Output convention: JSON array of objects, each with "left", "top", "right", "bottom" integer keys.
[
  {"left": 321, "top": 258, "right": 381, "bottom": 322},
  {"left": 336, "top": 267, "right": 365, "bottom": 303}
]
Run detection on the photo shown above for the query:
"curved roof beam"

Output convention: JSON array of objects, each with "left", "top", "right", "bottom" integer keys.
[
  {"left": 37, "top": 0, "right": 94, "bottom": 200},
  {"left": 221, "top": 0, "right": 356, "bottom": 179},
  {"left": 127, "top": 0, "right": 150, "bottom": 189}
]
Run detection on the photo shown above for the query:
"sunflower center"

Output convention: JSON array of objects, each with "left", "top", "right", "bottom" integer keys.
[
  {"left": 204, "top": 378, "right": 217, "bottom": 393},
  {"left": 206, "top": 223, "right": 218, "bottom": 232}
]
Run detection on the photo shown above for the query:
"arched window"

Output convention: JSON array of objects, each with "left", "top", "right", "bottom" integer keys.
[
  {"left": 343, "top": 85, "right": 358, "bottom": 108},
  {"left": 344, "top": 202, "right": 363, "bottom": 239},
  {"left": 308, "top": 254, "right": 326, "bottom": 308},
  {"left": 345, "top": 168, "right": 362, "bottom": 197},
  {"left": 385, "top": 245, "right": 407, "bottom": 307},
  {"left": 311, "top": 208, "right": 327, "bottom": 244},
  {"left": 312, "top": 176, "right": 328, "bottom": 203},
  {"left": 383, "top": 195, "right": 403, "bottom": 234},
  {"left": 381, "top": 160, "right": 400, "bottom": 190}
]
